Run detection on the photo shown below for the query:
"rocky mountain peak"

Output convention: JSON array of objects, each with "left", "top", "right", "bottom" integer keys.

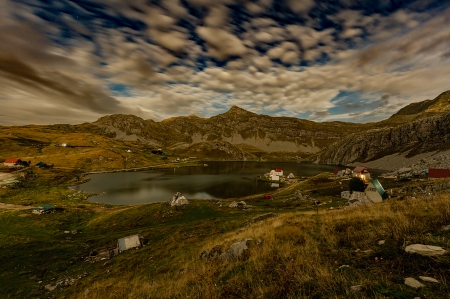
[{"left": 224, "top": 106, "right": 256, "bottom": 116}]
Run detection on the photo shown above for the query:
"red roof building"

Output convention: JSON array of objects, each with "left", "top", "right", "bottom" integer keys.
[
  {"left": 353, "top": 166, "right": 369, "bottom": 173},
  {"left": 333, "top": 169, "right": 340, "bottom": 175},
  {"left": 428, "top": 169, "right": 450, "bottom": 178},
  {"left": 3, "top": 158, "right": 22, "bottom": 166},
  {"left": 275, "top": 169, "right": 282, "bottom": 172}
]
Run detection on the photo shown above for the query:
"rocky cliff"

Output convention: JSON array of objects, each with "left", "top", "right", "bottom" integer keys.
[{"left": 319, "top": 92, "right": 450, "bottom": 165}]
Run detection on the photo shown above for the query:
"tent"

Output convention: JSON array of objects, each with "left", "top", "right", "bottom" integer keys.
[{"left": 118, "top": 235, "right": 143, "bottom": 252}]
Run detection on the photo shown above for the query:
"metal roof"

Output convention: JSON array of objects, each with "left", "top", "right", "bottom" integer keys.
[
  {"left": 353, "top": 166, "right": 369, "bottom": 173},
  {"left": 371, "top": 179, "right": 388, "bottom": 199},
  {"left": 428, "top": 169, "right": 450, "bottom": 178}
]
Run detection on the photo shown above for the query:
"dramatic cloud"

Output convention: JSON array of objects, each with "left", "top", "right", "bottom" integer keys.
[{"left": 0, "top": 0, "right": 450, "bottom": 125}]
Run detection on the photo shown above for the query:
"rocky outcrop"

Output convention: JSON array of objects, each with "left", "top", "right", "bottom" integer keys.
[{"left": 320, "top": 111, "right": 450, "bottom": 165}]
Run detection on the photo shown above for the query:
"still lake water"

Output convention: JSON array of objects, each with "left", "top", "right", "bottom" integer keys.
[{"left": 74, "top": 161, "right": 385, "bottom": 205}]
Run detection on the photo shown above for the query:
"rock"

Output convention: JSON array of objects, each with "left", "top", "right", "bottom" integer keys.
[
  {"left": 350, "top": 285, "right": 362, "bottom": 292},
  {"left": 220, "top": 239, "right": 253, "bottom": 262},
  {"left": 293, "top": 190, "right": 308, "bottom": 201},
  {"left": 251, "top": 212, "right": 277, "bottom": 223},
  {"left": 228, "top": 202, "right": 238, "bottom": 208},
  {"left": 378, "top": 240, "right": 385, "bottom": 245},
  {"left": 237, "top": 201, "right": 246, "bottom": 206},
  {"left": 168, "top": 192, "right": 189, "bottom": 206},
  {"left": 337, "top": 265, "right": 350, "bottom": 271},
  {"left": 405, "top": 244, "right": 446, "bottom": 256},
  {"left": 441, "top": 224, "right": 450, "bottom": 231},
  {"left": 405, "top": 277, "right": 424, "bottom": 288},
  {"left": 419, "top": 276, "right": 439, "bottom": 283}
]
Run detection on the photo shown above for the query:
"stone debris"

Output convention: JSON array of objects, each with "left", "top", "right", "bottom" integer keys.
[
  {"left": 44, "top": 273, "right": 88, "bottom": 292},
  {"left": 350, "top": 285, "right": 362, "bottom": 292},
  {"left": 292, "top": 190, "right": 310, "bottom": 201},
  {"left": 404, "top": 277, "right": 424, "bottom": 288},
  {"left": 228, "top": 201, "right": 252, "bottom": 208},
  {"left": 220, "top": 238, "right": 253, "bottom": 262},
  {"left": 441, "top": 224, "right": 450, "bottom": 231},
  {"left": 378, "top": 240, "right": 385, "bottom": 245},
  {"left": 419, "top": 276, "right": 440, "bottom": 283},
  {"left": 405, "top": 244, "right": 446, "bottom": 256},
  {"left": 168, "top": 192, "right": 189, "bottom": 206}
]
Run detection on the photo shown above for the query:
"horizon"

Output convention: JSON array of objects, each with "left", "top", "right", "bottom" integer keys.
[{"left": 1, "top": 0, "right": 450, "bottom": 125}]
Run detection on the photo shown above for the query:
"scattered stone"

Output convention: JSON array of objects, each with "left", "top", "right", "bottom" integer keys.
[
  {"left": 228, "top": 202, "right": 238, "bottom": 208},
  {"left": 63, "top": 231, "right": 70, "bottom": 234},
  {"left": 251, "top": 212, "right": 278, "bottom": 223},
  {"left": 350, "top": 285, "right": 362, "bottom": 292},
  {"left": 405, "top": 244, "right": 446, "bottom": 256},
  {"left": 378, "top": 240, "right": 385, "bottom": 245},
  {"left": 419, "top": 276, "right": 439, "bottom": 283},
  {"left": 441, "top": 224, "right": 450, "bottom": 231},
  {"left": 405, "top": 277, "right": 424, "bottom": 288},
  {"left": 168, "top": 192, "right": 189, "bottom": 206},
  {"left": 220, "top": 238, "right": 253, "bottom": 262}
]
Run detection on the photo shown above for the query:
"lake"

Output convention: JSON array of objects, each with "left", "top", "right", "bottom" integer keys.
[{"left": 74, "top": 161, "right": 385, "bottom": 205}]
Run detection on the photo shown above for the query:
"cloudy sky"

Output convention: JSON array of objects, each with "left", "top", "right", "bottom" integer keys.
[{"left": 1, "top": 0, "right": 450, "bottom": 125}]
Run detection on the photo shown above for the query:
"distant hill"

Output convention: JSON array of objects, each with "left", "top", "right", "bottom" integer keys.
[{"left": 2, "top": 90, "right": 450, "bottom": 169}]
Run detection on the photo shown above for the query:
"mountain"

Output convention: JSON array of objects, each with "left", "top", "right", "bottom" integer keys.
[{"left": 319, "top": 90, "right": 450, "bottom": 166}]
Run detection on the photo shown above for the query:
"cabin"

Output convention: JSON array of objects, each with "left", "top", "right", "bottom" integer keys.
[
  {"left": 428, "top": 169, "right": 450, "bottom": 179},
  {"left": 32, "top": 205, "right": 55, "bottom": 215},
  {"left": 118, "top": 235, "right": 144, "bottom": 252},
  {"left": 352, "top": 166, "right": 371, "bottom": 181},
  {"left": 364, "top": 179, "right": 388, "bottom": 203},
  {"left": 270, "top": 174, "right": 280, "bottom": 181},
  {"left": 273, "top": 169, "right": 283, "bottom": 176},
  {"left": 4, "top": 158, "right": 22, "bottom": 167}
]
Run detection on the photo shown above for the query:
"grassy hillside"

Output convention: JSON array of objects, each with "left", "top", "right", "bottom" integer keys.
[{"left": 1, "top": 167, "right": 450, "bottom": 298}]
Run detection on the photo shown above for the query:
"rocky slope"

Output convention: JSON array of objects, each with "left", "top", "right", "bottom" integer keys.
[{"left": 319, "top": 91, "right": 450, "bottom": 165}]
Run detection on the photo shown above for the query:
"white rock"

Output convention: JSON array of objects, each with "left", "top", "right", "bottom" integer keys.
[
  {"left": 350, "top": 285, "right": 362, "bottom": 292},
  {"left": 405, "top": 244, "right": 446, "bottom": 256},
  {"left": 441, "top": 224, "right": 450, "bottom": 231},
  {"left": 404, "top": 277, "right": 424, "bottom": 288},
  {"left": 378, "top": 240, "right": 385, "bottom": 245},
  {"left": 419, "top": 276, "right": 439, "bottom": 283},
  {"left": 220, "top": 238, "right": 253, "bottom": 262},
  {"left": 228, "top": 202, "right": 238, "bottom": 208}
]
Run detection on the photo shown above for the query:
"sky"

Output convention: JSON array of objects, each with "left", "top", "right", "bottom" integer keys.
[{"left": 1, "top": 0, "right": 450, "bottom": 125}]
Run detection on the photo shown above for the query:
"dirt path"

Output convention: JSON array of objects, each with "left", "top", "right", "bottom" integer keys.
[{"left": 0, "top": 203, "right": 32, "bottom": 210}]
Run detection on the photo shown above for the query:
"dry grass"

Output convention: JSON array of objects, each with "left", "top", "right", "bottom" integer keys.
[{"left": 65, "top": 195, "right": 450, "bottom": 299}]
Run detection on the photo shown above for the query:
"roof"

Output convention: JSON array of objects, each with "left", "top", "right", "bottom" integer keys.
[
  {"left": 333, "top": 169, "right": 340, "bottom": 175},
  {"left": 275, "top": 169, "right": 282, "bottom": 172},
  {"left": 33, "top": 204, "right": 54, "bottom": 210},
  {"left": 4, "top": 158, "right": 20, "bottom": 163},
  {"left": 371, "top": 179, "right": 388, "bottom": 200},
  {"left": 353, "top": 166, "right": 369, "bottom": 173},
  {"left": 428, "top": 169, "right": 450, "bottom": 178}
]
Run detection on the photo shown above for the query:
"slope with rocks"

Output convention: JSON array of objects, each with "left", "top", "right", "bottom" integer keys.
[
  {"left": 319, "top": 91, "right": 450, "bottom": 166},
  {"left": 161, "top": 106, "right": 361, "bottom": 153}
]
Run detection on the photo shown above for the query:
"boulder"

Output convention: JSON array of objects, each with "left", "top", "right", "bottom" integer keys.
[
  {"left": 168, "top": 192, "right": 189, "bottom": 206},
  {"left": 404, "top": 277, "right": 424, "bottom": 288},
  {"left": 220, "top": 238, "right": 253, "bottom": 262},
  {"left": 405, "top": 244, "right": 446, "bottom": 256},
  {"left": 419, "top": 276, "right": 439, "bottom": 283}
]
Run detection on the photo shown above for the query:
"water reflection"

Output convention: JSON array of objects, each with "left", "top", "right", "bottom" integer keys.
[{"left": 74, "top": 161, "right": 385, "bottom": 205}]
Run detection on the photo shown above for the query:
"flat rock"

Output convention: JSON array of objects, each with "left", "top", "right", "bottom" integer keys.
[
  {"left": 378, "top": 240, "right": 385, "bottom": 245},
  {"left": 220, "top": 238, "right": 252, "bottom": 262},
  {"left": 405, "top": 277, "right": 424, "bottom": 288},
  {"left": 441, "top": 224, "right": 450, "bottom": 231},
  {"left": 228, "top": 202, "right": 238, "bottom": 208},
  {"left": 419, "top": 276, "right": 439, "bottom": 283},
  {"left": 350, "top": 285, "right": 362, "bottom": 292},
  {"left": 405, "top": 244, "right": 446, "bottom": 256}
]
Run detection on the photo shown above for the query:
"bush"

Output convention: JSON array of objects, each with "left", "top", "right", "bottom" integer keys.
[{"left": 349, "top": 177, "right": 366, "bottom": 193}]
